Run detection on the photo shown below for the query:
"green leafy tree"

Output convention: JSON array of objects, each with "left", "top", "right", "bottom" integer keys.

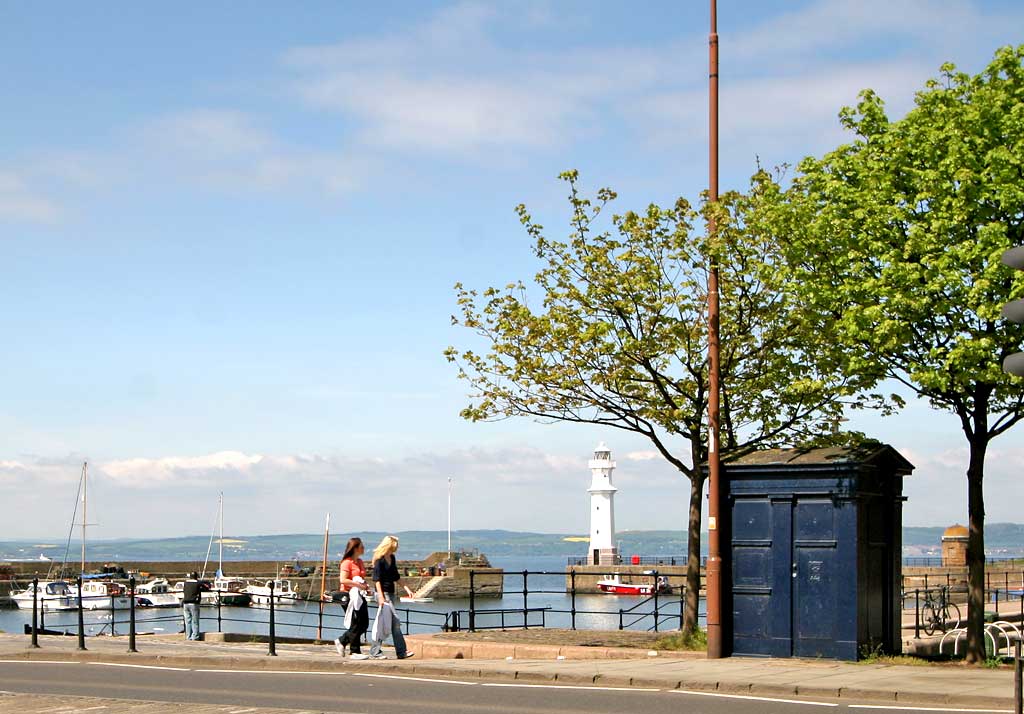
[
  {"left": 446, "top": 171, "right": 873, "bottom": 633},
  {"left": 766, "top": 46, "right": 1024, "bottom": 662}
]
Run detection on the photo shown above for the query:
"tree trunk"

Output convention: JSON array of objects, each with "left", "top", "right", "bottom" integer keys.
[
  {"left": 964, "top": 437, "right": 988, "bottom": 663},
  {"left": 683, "top": 472, "right": 706, "bottom": 633}
]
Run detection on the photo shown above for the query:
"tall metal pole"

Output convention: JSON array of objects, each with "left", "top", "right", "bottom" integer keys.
[
  {"left": 447, "top": 477, "right": 453, "bottom": 556},
  {"left": 318, "top": 513, "right": 330, "bottom": 641},
  {"left": 81, "top": 462, "right": 88, "bottom": 575},
  {"left": 705, "top": 0, "right": 724, "bottom": 660}
]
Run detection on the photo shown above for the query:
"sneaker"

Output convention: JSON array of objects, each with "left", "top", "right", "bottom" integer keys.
[
  {"left": 334, "top": 637, "right": 345, "bottom": 656},
  {"left": 370, "top": 652, "right": 388, "bottom": 660},
  {"left": 349, "top": 653, "right": 369, "bottom": 660},
  {"left": 398, "top": 653, "right": 415, "bottom": 660}
]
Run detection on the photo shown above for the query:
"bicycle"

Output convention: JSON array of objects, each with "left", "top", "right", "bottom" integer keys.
[{"left": 922, "top": 586, "right": 961, "bottom": 636}]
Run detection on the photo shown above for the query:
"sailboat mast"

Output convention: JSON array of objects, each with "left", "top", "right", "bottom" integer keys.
[
  {"left": 219, "top": 492, "right": 224, "bottom": 574},
  {"left": 81, "top": 462, "right": 88, "bottom": 574},
  {"left": 317, "top": 513, "right": 330, "bottom": 640},
  {"left": 447, "top": 477, "right": 452, "bottom": 556}
]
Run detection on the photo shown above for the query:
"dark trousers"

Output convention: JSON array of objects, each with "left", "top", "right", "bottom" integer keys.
[{"left": 340, "top": 602, "right": 369, "bottom": 653}]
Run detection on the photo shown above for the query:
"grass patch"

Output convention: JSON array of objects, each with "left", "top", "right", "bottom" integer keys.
[{"left": 654, "top": 628, "right": 708, "bottom": 651}]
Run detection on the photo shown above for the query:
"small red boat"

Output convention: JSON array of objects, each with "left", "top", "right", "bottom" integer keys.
[{"left": 596, "top": 574, "right": 671, "bottom": 596}]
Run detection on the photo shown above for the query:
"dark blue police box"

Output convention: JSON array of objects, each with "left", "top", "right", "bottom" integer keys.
[{"left": 721, "top": 444, "right": 913, "bottom": 660}]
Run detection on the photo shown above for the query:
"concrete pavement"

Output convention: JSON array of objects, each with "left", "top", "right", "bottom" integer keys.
[{"left": 0, "top": 633, "right": 1012, "bottom": 709}]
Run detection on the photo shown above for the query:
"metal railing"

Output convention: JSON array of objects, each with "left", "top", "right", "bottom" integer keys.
[
  {"left": 464, "top": 568, "right": 699, "bottom": 634},
  {"left": 565, "top": 555, "right": 700, "bottom": 567}
]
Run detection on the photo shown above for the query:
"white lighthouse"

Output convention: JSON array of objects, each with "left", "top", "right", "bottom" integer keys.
[{"left": 587, "top": 442, "right": 618, "bottom": 565}]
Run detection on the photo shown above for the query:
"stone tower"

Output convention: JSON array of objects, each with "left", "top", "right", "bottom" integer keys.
[{"left": 587, "top": 442, "right": 618, "bottom": 565}]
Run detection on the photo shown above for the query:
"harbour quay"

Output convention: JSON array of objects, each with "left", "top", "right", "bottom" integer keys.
[{"left": 0, "top": 551, "right": 504, "bottom": 606}]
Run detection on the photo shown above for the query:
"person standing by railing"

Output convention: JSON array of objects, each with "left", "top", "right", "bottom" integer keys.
[
  {"left": 181, "top": 572, "right": 202, "bottom": 641},
  {"left": 369, "top": 535, "right": 415, "bottom": 660},
  {"left": 334, "top": 537, "right": 371, "bottom": 660}
]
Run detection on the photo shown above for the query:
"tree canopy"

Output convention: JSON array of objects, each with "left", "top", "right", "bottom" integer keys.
[{"left": 764, "top": 45, "right": 1024, "bottom": 662}]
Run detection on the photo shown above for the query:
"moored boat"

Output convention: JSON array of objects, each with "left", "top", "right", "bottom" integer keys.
[
  {"left": 12, "top": 580, "right": 76, "bottom": 611},
  {"left": 77, "top": 579, "right": 132, "bottom": 610},
  {"left": 136, "top": 578, "right": 179, "bottom": 607},
  {"left": 244, "top": 579, "right": 301, "bottom": 605},
  {"left": 206, "top": 577, "right": 252, "bottom": 606},
  {"left": 595, "top": 573, "right": 671, "bottom": 596}
]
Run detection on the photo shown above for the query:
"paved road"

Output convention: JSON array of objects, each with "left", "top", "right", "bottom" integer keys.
[{"left": 0, "top": 661, "right": 1008, "bottom": 714}]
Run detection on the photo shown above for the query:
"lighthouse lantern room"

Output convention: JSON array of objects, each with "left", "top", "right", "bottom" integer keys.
[{"left": 587, "top": 442, "right": 618, "bottom": 565}]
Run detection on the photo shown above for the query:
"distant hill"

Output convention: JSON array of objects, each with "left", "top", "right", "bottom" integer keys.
[{"left": 2, "top": 524, "right": 1022, "bottom": 562}]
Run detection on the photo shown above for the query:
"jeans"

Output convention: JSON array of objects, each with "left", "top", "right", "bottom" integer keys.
[
  {"left": 182, "top": 603, "right": 201, "bottom": 640},
  {"left": 341, "top": 602, "right": 369, "bottom": 654},
  {"left": 370, "top": 604, "right": 406, "bottom": 658}
]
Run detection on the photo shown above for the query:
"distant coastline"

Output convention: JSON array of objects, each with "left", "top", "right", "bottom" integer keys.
[{"left": 3, "top": 525, "right": 1024, "bottom": 562}]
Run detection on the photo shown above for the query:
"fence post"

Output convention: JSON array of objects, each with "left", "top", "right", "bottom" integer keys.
[
  {"left": 680, "top": 584, "right": 685, "bottom": 631},
  {"left": 39, "top": 589, "right": 45, "bottom": 632},
  {"left": 268, "top": 581, "right": 277, "bottom": 656},
  {"left": 110, "top": 590, "right": 116, "bottom": 636},
  {"left": 914, "top": 589, "right": 920, "bottom": 639},
  {"left": 1015, "top": 639, "right": 1022, "bottom": 714},
  {"left": 128, "top": 576, "right": 138, "bottom": 653},
  {"left": 30, "top": 578, "right": 39, "bottom": 648},
  {"left": 76, "top": 576, "right": 86, "bottom": 651},
  {"left": 570, "top": 570, "right": 577, "bottom": 631},
  {"left": 522, "top": 570, "right": 528, "bottom": 630},
  {"left": 618, "top": 608, "right": 623, "bottom": 631},
  {"left": 217, "top": 591, "right": 222, "bottom": 633},
  {"left": 468, "top": 570, "right": 476, "bottom": 633},
  {"left": 652, "top": 570, "right": 659, "bottom": 632}
]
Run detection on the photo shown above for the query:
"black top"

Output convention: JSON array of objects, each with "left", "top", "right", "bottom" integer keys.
[
  {"left": 372, "top": 556, "right": 400, "bottom": 596},
  {"left": 182, "top": 580, "right": 202, "bottom": 605}
]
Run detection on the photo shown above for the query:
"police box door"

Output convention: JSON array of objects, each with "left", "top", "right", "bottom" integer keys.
[
  {"left": 731, "top": 496, "right": 838, "bottom": 657},
  {"left": 791, "top": 498, "right": 839, "bottom": 658}
]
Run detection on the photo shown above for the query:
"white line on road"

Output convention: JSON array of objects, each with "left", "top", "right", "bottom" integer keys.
[
  {"left": 671, "top": 690, "right": 839, "bottom": 707},
  {"left": 75, "top": 706, "right": 108, "bottom": 711},
  {"left": 480, "top": 683, "right": 660, "bottom": 692},
  {"left": 848, "top": 706, "right": 1009, "bottom": 713},
  {"left": 349, "top": 673, "right": 476, "bottom": 686},
  {"left": 194, "top": 669, "right": 344, "bottom": 675},
  {"left": 228, "top": 709, "right": 259, "bottom": 713},
  {"left": 0, "top": 660, "right": 81, "bottom": 665},
  {"left": 88, "top": 663, "right": 191, "bottom": 672}
]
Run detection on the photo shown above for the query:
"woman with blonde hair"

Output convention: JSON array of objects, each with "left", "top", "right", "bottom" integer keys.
[{"left": 369, "top": 535, "right": 415, "bottom": 659}]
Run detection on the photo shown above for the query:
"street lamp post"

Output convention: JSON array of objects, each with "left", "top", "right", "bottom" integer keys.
[{"left": 705, "top": 0, "right": 724, "bottom": 660}]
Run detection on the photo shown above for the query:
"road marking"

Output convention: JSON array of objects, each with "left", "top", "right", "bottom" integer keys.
[
  {"left": 349, "top": 673, "right": 476, "bottom": 686},
  {"left": 849, "top": 706, "right": 1009, "bottom": 713},
  {"left": 194, "top": 669, "right": 344, "bottom": 675},
  {"left": 89, "top": 663, "right": 191, "bottom": 672},
  {"left": 0, "top": 660, "right": 80, "bottom": 665},
  {"left": 228, "top": 709, "right": 259, "bottom": 713},
  {"left": 671, "top": 690, "right": 839, "bottom": 707},
  {"left": 480, "top": 683, "right": 660, "bottom": 692},
  {"left": 75, "top": 707, "right": 108, "bottom": 711}
]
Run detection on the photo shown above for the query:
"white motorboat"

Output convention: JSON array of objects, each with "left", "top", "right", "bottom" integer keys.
[
  {"left": 136, "top": 578, "right": 179, "bottom": 608},
  {"left": 205, "top": 578, "right": 252, "bottom": 607},
  {"left": 244, "top": 579, "right": 301, "bottom": 605},
  {"left": 76, "top": 579, "right": 132, "bottom": 610},
  {"left": 11, "top": 580, "right": 76, "bottom": 611}
]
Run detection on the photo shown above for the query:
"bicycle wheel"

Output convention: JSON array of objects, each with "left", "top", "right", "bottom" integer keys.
[
  {"left": 923, "top": 608, "right": 939, "bottom": 636},
  {"left": 945, "top": 602, "right": 961, "bottom": 630}
]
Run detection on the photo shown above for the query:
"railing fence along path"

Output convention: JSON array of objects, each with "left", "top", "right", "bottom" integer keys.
[{"left": 22, "top": 569, "right": 1024, "bottom": 654}]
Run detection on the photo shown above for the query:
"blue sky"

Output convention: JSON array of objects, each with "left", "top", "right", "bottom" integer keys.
[{"left": 2, "top": 0, "right": 1023, "bottom": 540}]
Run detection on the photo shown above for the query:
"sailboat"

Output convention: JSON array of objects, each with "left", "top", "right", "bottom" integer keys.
[{"left": 203, "top": 493, "right": 250, "bottom": 607}]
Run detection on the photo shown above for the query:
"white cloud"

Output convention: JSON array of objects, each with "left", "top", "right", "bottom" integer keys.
[
  {"left": 139, "top": 109, "right": 363, "bottom": 195},
  {"left": 0, "top": 170, "right": 61, "bottom": 224}
]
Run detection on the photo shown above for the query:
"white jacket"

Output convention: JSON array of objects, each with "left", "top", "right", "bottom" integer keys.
[
  {"left": 371, "top": 600, "right": 395, "bottom": 642},
  {"left": 344, "top": 576, "right": 367, "bottom": 629}
]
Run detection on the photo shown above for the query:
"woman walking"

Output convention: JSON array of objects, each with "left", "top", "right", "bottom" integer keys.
[
  {"left": 369, "top": 535, "right": 415, "bottom": 660},
  {"left": 335, "top": 537, "right": 371, "bottom": 659}
]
